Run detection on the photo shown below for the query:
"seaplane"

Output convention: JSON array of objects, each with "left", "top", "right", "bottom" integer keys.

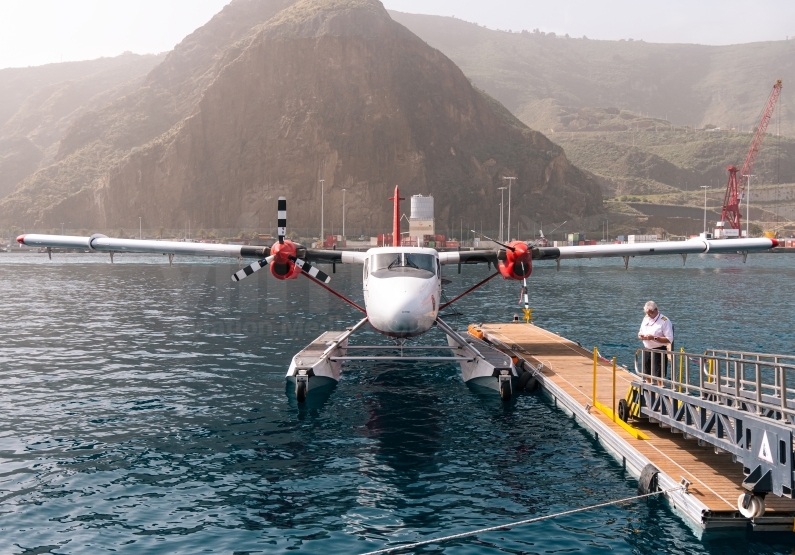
[{"left": 17, "top": 187, "right": 780, "bottom": 402}]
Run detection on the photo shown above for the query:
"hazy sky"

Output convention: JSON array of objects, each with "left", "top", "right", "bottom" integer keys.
[{"left": 2, "top": 0, "right": 794, "bottom": 69}]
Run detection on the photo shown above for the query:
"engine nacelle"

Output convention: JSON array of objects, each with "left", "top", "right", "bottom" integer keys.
[
  {"left": 269, "top": 240, "right": 302, "bottom": 280},
  {"left": 497, "top": 241, "right": 533, "bottom": 280}
]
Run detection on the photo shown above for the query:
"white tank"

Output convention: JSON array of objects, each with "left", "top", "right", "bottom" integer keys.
[{"left": 410, "top": 195, "right": 434, "bottom": 220}]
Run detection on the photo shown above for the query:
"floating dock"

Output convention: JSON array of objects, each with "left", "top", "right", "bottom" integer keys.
[{"left": 473, "top": 322, "right": 795, "bottom": 535}]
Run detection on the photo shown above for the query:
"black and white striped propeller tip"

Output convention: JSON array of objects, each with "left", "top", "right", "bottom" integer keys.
[
  {"left": 231, "top": 256, "right": 273, "bottom": 282},
  {"left": 277, "top": 196, "right": 286, "bottom": 244},
  {"left": 294, "top": 258, "right": 331, "bottom": 283}
]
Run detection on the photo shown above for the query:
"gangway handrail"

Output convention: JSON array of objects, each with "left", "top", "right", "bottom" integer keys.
[
  {"left": 632, "top": 346, "right": 795, "bottom": 501},
  {"left": 633, "top": 348, "right": 795, "bottom": 423},
  {"left": 704, "top": 349, "right": 795, "bottom": 367}
]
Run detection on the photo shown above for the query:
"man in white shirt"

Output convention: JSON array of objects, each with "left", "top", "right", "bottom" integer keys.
[{"left": 638, "top": 300, "right": 674, "bottom": 380}]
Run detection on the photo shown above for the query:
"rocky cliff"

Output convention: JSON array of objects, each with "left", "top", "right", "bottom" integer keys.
[
  {"left": 1, "top": 0, "right": 602, "bottom": 234},
  {"left": 0, "top": 53, "right": 163, "bottom": 200}
]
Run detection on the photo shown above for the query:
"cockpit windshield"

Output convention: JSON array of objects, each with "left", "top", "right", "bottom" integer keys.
[{"left": 371, "top": 252, "right": 436, "bottom": 277}]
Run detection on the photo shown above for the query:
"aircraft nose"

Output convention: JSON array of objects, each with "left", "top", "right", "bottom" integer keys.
[
  {"left": 386, "top": 311, "right": 419, "bottom": 334},
  {"left": 370, "top": 291, "right": 422, "bottom": 335}
]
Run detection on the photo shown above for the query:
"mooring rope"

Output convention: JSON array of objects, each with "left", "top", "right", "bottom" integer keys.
[{"left": 359, "top": 486, "right": 683, "bottom": 555}]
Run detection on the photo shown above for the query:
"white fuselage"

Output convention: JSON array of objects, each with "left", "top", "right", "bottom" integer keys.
[{"left": 362, "top": 247, "right": 441, "bottom": 337}]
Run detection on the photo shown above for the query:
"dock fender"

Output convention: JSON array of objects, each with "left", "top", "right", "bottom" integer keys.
[
  {"left": 638, "top": 464, "right": 660, "bottom": 495},
  {"left": 517, "top": 370, "right": 537, "bottom": 392}
]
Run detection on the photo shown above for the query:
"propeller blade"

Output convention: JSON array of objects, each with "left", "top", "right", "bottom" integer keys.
[
  {"left": 293, "top": 257, "right": 331, "bottom": 283},
  {"left": 277, "top": 196, "right": 286, "bottom": 244},
  {"left": 231, "top": 255, "right": 274, "bottom": 282}
]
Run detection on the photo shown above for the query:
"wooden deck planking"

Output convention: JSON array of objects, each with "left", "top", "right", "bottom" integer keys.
[{"left": 481, "top": 323, "right": 795, "bottom": 516}]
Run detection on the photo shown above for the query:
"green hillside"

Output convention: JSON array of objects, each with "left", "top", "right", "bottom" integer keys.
[
  {"left": 554, "top": 121, "right": 795, "bottom": 234},
  {"left": 550, "top": 113, "right": 795, "bottom": 196}
]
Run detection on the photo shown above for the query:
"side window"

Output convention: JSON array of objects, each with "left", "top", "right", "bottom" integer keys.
[
  {"left": 364, "top": 258, "right": 369, "bottom": 279},
  {"left": 437, "top": 259, "right": 441, "bottom": 277}
]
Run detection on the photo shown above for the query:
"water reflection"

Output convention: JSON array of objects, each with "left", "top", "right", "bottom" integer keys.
[{"left": 1, "top": 253, "right": 794, "bottom": 554}]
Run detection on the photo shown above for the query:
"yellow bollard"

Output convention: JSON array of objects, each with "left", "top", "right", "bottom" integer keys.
[
  {"left": 593, "top": 347, "right": 598, "bottom": 407},
  {"left": 612, "top": 357, "right": 617, "bottom": 422},
  {"left": 708, "top": 359, "right": 714, "bottom": 383}
]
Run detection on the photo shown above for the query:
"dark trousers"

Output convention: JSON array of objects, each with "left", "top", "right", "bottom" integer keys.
[{"left": 643, "top": 347, "right": 668, "bottom": 379}]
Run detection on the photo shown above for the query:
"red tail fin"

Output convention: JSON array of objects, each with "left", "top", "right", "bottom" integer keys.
[{"left": 388, "top": 185, "right": 405, "bottom": 247}]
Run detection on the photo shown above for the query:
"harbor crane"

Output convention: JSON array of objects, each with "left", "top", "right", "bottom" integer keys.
[{"left": 719, "top": 79, "right": 783, "bottom": 231}]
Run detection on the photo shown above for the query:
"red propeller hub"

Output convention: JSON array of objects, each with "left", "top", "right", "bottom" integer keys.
[
  {"left": 269, "top": 240, "right": 301, "bottom": 280},
  {"left": 498, "top": 241, "right": 533, "bottom": 280}
]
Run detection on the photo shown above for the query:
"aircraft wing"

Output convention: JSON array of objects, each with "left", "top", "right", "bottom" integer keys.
[
  {"left": 534, "top": 237, "right": 778, "bottom": 260},
  {"left": 438, "top": 249, "right": 498, "bottom": 266},
  {"left": 439, "top": 237, "right": 779, "bottom": 266},
  {"left": 302, "top": 248, "right": 367, "bottom": 264},
  {"left": 17, "top": 234, "right": 271, "bottom": 258},
  {"left": 17, "top": 234, "right": 370, "bottom": 263}
]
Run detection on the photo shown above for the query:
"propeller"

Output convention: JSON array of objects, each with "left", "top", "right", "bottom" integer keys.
[
  {"left": 232, "top": 255, "right": 275, "bottom": 282},
  {"left": 291, "top": 257, "right": 331, "bottom": 283},
  {"left": 230, "top": 196, "right": 331, "bottom": 283},
  {"left": 277, "top": 196, "right": 286, "bottom": 244}
]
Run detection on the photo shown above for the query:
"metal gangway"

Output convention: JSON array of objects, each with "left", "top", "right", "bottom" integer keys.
[{"left": 630, "top": 347, "right": 795, "bottom": 517}]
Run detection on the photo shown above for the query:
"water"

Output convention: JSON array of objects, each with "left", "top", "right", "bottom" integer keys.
[{"left": 1, "top": 251, "right": 793, "bottom": 554}]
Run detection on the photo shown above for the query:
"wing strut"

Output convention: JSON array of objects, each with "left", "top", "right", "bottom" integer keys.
[
  {"left": 301, "top": 272, "right": 366, "bottom": 313},
  {"left": 439, "top": 272, "right": 500, "bottom": 310}
]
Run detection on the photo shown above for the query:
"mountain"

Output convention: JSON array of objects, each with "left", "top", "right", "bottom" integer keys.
[
  {"left": 389, "top": 12, "right": 795, "bottom": 234},
  {"left": 389, "top": 12, "right": 795, "bottom": 138},
  {"left": 0, "top": 53, "right": 163, "bottom": 199},
  {"left": 0, "top": 0, "right": 602, "bottom": 235}
]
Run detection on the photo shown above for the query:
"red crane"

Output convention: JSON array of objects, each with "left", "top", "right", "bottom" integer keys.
[{"left": 719, "top": 79, "right": 783, "bottom": 231}]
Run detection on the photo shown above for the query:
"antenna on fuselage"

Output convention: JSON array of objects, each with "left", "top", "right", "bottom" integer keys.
[{"left": 471, "top": 230, "right": 515, "bottom": 252}]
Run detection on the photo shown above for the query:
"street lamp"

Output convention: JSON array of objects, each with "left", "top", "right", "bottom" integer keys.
[
  {"left": 319, "top": 179, "right": 325, "bottom": 246},
  {"left": 342, "top": 188, "right": 346, "bottom": 239},
  {"left": 498, "top": 202, "right": 502, "bottom": 242},
  {"left": 139, "top": 217, "right": 142, "bottom": 240},
  {"left": 497, "top": 186, "right": 507, "bottom": 242},
  {"left": 502, "top": 176, "right": 516, "bottom": 240},
  {"left": 700, "top": 186, "right": 709, "bottom": 235}
]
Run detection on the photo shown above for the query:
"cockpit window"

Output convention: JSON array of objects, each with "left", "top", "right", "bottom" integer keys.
[
  {"left": 405, "top": 253, "right": 436, "bottom": 273},
  {"left": 371, "top": 252, "right": 436, "bottom": 276}
]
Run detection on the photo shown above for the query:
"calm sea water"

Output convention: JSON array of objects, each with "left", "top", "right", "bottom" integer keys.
[{"left": 1, "top": 251, "right": 793, "bottom": 554}]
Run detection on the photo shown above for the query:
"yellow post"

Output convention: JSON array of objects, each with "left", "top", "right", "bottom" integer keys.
[
  {"left": 708, "top": 359, "right": 714, "bottom": 383},
  {"left": 612, "top": 357, "right": 617, "bottom": 422},
  {"left": 592, "top": 347, "right": 598, "bottom": 407},
  {"left": 678, "top": 347, "right": 685, "bottom": 392}
]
